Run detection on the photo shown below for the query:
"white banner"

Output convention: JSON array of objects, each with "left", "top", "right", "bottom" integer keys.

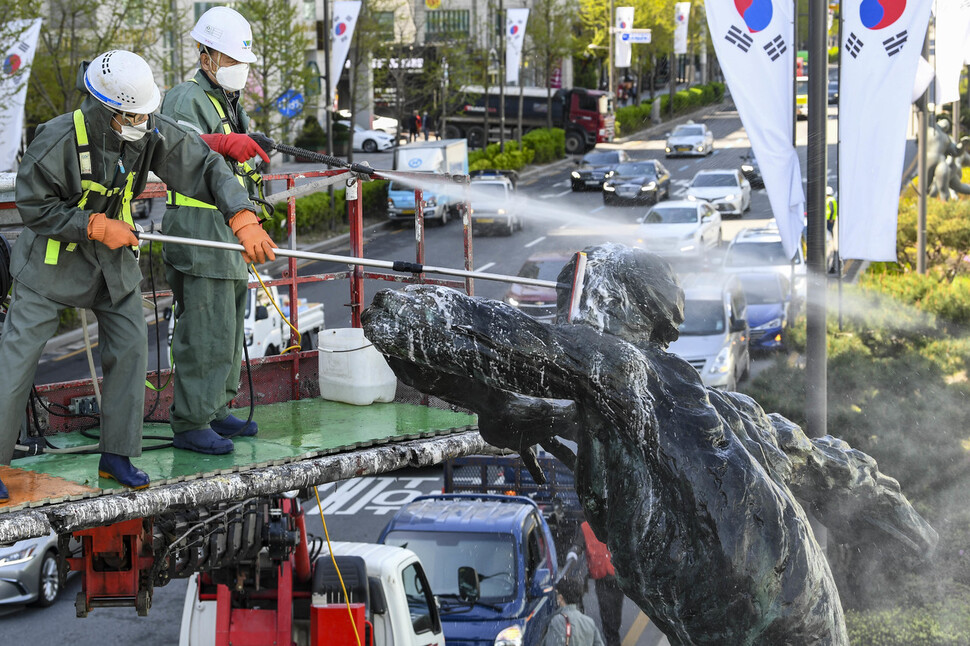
[
  {"left": 0, "top": 19, "right": 41, "bottom": 171},
  {"left": 912, "top": 55, "right": 934, "bottom": 103},
  {"left": 674, "top": 2, "right": 691, "bottom": 55},
  {"left": 330, "top": 1, "right": 361, "bottom": 100},
  {"left": 840, "top": 0, "right": 934, "bottom": 261},
  {"left": 704, "top": 0, "right": 804, "bottom": 260},
  {"left": 615, "top": 7, "right": 634, "bottom": 68},
  {"left": 933, "top": 0, "right": 970, "bottom": 105},
  {"left": 506, "top": 8, "right": 530, "bottom": 84}
]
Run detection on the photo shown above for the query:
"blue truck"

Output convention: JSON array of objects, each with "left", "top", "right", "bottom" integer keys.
[
  {"left": 387, "top": 139, "right": 469, "bottom": 226},
  {"left": 378, "top": 494, "right": 559, "bottom": 646}
]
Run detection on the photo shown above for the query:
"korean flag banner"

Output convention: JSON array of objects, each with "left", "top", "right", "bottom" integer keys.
[
  {"left": 506, "top": 8, "right": 530, "bottom": 84},
  {"left": 705, "top": 0, "right": 804, "bottom": 260},
  {"left": 840, "top": 0, "right": 933, "bottom": 261},
  {"left": 330, "top": 1, "right": 361, "bottom": 99}
]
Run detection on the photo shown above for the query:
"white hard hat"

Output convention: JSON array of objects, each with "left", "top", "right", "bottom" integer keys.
[
  {"left": 191, "top": 7, "right": 257, "bottom": 64},
  {"left": 84, "top": 50, "right": 161, "bottom": 114},
  {"left": 826, "top": 186, "right": 834, "bottom": 196}
]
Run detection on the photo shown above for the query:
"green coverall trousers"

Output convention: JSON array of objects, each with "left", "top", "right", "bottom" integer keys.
[
  {"left": 166, "top": 268, "right": 246, "bottom": 434},
  {"left": 0, "top": 279, "right": 146, "bottom": 465}
]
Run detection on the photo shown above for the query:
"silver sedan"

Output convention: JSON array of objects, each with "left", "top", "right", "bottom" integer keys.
[
  {"left": 664, "top": 122, "right": 714, "bottom": 157},
  {"left": 0, "top": 532, "right": 71, "bottom": 608},
  {"left": 635, "top": 199, "right": 722, "bottom": 260}
]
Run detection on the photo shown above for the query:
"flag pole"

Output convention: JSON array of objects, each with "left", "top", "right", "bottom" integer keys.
[{"left": 805, "top": 0, "right": 829, "bottom": 439}]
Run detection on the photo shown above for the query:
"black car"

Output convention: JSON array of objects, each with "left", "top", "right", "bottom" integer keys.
[
  {"left": 739, "top": 154, "right": 764, "bottom": 190},
  {"left": 827, "top": 80, "right": 839, "bottom": 105},
  {"left": 602, "top": 160, "right": 671, "bottom": 206},
  {"left": 570, "top": 149, "right": 630, "bottom": 191}
]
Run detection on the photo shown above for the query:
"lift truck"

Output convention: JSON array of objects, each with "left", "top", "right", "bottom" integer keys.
[{"left": 64, "top": 494, "right": 445, "bottom": 645}]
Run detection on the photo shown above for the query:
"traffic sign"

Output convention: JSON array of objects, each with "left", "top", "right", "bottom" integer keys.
[
  {"left": 621, "top": 31, "right": 652, "bottom": 43},
  {"left": 275, "top": 89, "right": 305, "bottom": 118}
]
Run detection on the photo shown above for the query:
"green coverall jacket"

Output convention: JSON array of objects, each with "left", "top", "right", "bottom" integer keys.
[
  {"left": 161, "top": 70, "right": 257, "bottom": 280},
  {"left": 12, "top": 94, "right": 255, "bottom": 306}
]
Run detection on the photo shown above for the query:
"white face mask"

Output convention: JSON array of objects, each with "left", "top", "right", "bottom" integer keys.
[
  {"left": 119, "top": 120, "right": 149, "bottom": 141},
  {"left": 215, "top": 62, "right": 250, "bottom": 92}
]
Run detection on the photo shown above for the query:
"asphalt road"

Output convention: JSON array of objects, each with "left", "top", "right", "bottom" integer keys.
[{"left": 12, "top": 102, "right": 846, "bottom": 645}]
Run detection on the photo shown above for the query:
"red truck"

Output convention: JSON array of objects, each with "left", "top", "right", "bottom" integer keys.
[{"left": 444, "top": 86, "right": 615, "bottom": 155}]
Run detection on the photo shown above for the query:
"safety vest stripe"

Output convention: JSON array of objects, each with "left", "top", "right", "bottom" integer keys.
[
  {"left": 46, "top": 110, "right": 137, "bottom": 265},
  {"left": 167, "top": 80, "right": 251, "bottom": 209}
]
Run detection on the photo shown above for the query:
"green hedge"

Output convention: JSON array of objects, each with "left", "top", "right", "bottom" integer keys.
[
  {"left": 845, "top": 600, "right": 970, "bottom": 646},
  {"left": 470, "top": 128, "right": 561, "bottom": 171},
  {"left": 469, "top": 140, "right": 536, "bottom": 172},
  {"left": 614, "top": 82, "right": 725, "bottom": 136},
  {"left": 268, "top": 179, "right": 388, "bottom": 237},
  {"left": 859, "top": 273, "right": 970, "bottom": 327}
]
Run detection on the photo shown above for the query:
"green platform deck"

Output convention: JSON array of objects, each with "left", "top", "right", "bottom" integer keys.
[{"left": 2, "top": 398, "right": 477, "bottom": 513}]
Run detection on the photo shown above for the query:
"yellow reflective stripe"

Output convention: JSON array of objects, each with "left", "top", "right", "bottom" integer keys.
[
  {"left": 73, "top": 110, "right": 88, "bottom": 145},
  {"left": 45, "top": 238, "right": 60, "bottom": 264},
  {"left": 167, "top": 189, "right": 218, "bottom": 209}
]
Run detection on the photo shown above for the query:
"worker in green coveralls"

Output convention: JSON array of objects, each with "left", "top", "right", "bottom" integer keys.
[
  {"left": 0, "top": 50, "right": 276, "bottom": 502},
  {"left": 161, "top": 6, "right": 275, "bottom": 455}
]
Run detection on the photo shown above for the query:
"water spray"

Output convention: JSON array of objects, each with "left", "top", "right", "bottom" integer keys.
[{"left": 135, "top": 231, "right": 560, "bottom": 290}]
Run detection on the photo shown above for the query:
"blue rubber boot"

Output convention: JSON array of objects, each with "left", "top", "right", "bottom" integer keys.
[
  {"left": 173, "top": 428, "right": 234, "bottom": 455},
  {"left": 210, "top": 414, "right": 258, "bottom": 438},
  {"left": 98, "top": 454, "right": 150, "bottom": 489},
  {"left": 0, "top": 475, "right": 8, "bottom": 502}
]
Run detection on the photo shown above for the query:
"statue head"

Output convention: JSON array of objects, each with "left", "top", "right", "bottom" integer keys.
[{"left": 555, "top": 243, "right": 684, "bottom": 349}]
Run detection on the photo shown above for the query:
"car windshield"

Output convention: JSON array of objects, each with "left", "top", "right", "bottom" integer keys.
[
  {"left": 582, "top": 152, "right": 620, "bottom": 165},
  {"left": 613, "top": 162, "right": 656, "bottom": 178},
  {"left": 691, "top": 174, "right": 738, "bottom": 188},
  {"left": 384, "top": 530, "right": 517, "bottom": 602},
  {"left": 725, "top": 241, "right": 801, "bottom": 266},
  {"left": 739, "top": 275, "right": 785, "bottom": 304},
  {"left": 472, "top": 182, "right": 509, "bottom": 198},
  {"left": 673, "top": 125, "right": 704, "bottom": 137},
  {"left": 518, "top": 258, "right": 568, "bottom": 282},
  {"left": 679, "top": 300, "right": 725, "bottom": 336},
  {"left": 642, "top": 207, "right": 698, "bottom": 224}
]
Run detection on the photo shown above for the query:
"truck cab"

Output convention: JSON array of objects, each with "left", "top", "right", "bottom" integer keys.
[
  {"left": 179, "top": 541, "right": 445, "bottom": 646},
  {"left": 387, "top": 139, "right": 469, "bottom": 226},
  {"left": 379, "top": 494, "right": 559, "bottom": 646}
]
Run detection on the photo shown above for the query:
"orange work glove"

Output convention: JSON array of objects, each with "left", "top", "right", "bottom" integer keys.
[
  {"left": 87, "top": 212, "right": 138, "bottom": 249},
  {"left": 229, "top": 209, "right": 277, "bottom": 264},
  {"left": 200, "top": 133, "right": 271, "bottom": 165}
]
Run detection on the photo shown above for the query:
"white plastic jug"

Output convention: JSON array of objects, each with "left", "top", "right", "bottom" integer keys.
[{"left": 317, "top": 328, "right": 397, "bottom": 405}]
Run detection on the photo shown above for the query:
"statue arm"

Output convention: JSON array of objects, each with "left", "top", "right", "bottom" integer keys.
[{"left": 770, "top": 414, "right": 938, "bottom": 557}]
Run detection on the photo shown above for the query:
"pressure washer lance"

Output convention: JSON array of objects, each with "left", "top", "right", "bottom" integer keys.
[
  {"left": 135, "top": 231, "right": 561, "bottom": 290},
  {"left": 248, "top": 133, "right": 377, "bottom": 178}
]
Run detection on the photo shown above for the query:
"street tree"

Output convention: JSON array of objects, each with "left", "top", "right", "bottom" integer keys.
[
  {"left": 238, "top": 0, "right": 313, "bottom": 144},
  {"left": 527, "top": 0, "right": 574, "bottom": 128}
]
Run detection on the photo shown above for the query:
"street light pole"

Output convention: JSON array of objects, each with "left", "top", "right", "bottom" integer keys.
[
  {"left": 805, "top": 0, "right": 828, "bottom": 439},
  {"left": 608, "top": 0, "right": 614, "bottom": 98},
  {"left": 500, "top": 0, "right": 506, "bottom": 152}
]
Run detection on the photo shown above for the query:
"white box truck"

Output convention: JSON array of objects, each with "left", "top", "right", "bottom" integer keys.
[{"left": 386, "top": 139, "right": 468, "bottom": 226}]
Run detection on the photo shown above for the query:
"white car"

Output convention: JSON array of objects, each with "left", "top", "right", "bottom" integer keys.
[
  {"left": 634, "top": 199, "right": 722, "bottom": 260},
  {"left": 337, "top": 109, "right": 398, "bottom": 137},
  {"left": 664, "top": 121, "right": 714, "bottom": 157},
  {"left": 469, "top": 173, "right": 521, "bottom": 236},
  {"left": 686, "top": 169, "right": 751, "bottom": 217},
  {"left": 723, "top": 224, "right": 807, "bottom": 298},
  {"left": 352, "top": 125, "right": 395, "bottom": 153}
]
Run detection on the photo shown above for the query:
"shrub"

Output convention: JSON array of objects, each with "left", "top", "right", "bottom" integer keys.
[
  {"left": 845, "top": 600, "right": 970, "bottom": 646},
  {"left": 267, "top": 180, "right": 389, "bottom": 237},
  {"left": 520, "top": 128, "right": 564, "bottom": 164}
]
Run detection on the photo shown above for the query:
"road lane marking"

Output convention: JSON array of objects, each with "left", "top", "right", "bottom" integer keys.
[
  {"left": 554, "top": 189, "right": 572, "bottom": 197},
  {"left": 678, "top": 164, "right": 690, "bottom": 171},
  {"left": 524, "top": 236, "right": 547, "bottom": 248},
  {"left": 591, "top": 205, "right": 605, "bottom": 213},
  {"left": 622, "top": 611, "right": 651, "bottom": 646},
  {"left": 476, "top": 262, "right": 496, "bottom": 272}
]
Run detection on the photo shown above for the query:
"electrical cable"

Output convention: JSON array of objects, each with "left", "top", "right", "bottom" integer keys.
[
  {"left": 250, "top": 264, "right": 302, "bottom": 354},
  {"left": 314, "top": 485, "right": 362, "bottom": 646}
]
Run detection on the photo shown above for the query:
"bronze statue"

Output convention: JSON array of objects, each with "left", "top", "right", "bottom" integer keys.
[
  {"left": 362, "top": 244, "right": 937, "bottom": 645},
  {"left": 926, "top": 118, "right": 970, "bottom": 201}
]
